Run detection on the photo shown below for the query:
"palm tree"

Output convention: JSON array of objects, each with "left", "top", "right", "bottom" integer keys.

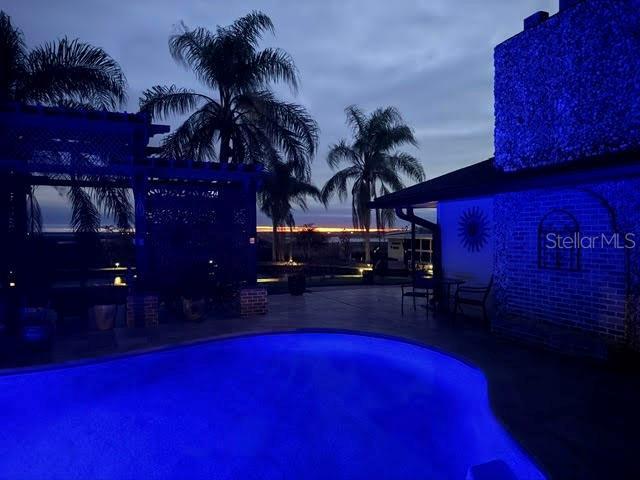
[
  {"left": 321, "top": 105, "right": 425, "bottom": 263},
  {"left": 0, "top": 11, "right": 131, "bottom": 233},
  {"left": 139, "top": 11, "right": 318, "bottom": 179},
  {"left": 258, "top": 160, "right": 321, "bottom": 262}
]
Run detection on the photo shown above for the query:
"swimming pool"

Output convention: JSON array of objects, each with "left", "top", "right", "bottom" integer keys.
[{"left": 0, "top": 333, "right": 545, "bottom": 479}]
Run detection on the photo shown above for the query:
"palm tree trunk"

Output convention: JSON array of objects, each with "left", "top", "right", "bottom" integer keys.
[
  {"left": 364, "top": 228, "right": 371, "bottom": 264},
  {"left": 375, "top": 208, "right": 383, "bottom": 244},
  {"left": 272, "top": 222, "right": 278, "bottom": 262},
  {"left": 220, "top": 134, "right": 231, "bottom": 164},
  {"left": 288, "top": 226, "right": 294, "bottom": 262},
  {"left": 363, "top": 181, "right": 372, "bottom": 264}
]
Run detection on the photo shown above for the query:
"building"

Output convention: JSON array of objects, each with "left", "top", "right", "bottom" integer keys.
[
  {"left": 385, "top": 230, "right": 433, "bottom": 273},
  {"left": 372, "top": 0, "right": 640, "bottom": 351}
]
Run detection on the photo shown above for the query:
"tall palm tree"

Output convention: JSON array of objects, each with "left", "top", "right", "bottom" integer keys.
[
  {"left": 139, "top": 11, "right": 318, "bottom": 179},
  {"left": 0, "top": 11, "right": 131, "bottom": 233},
  {"left": 321, "top": 105, "right": 425, "bottom": 263},
  {"left": 258, "top": 160, "right": 321, "bottom": 262}
]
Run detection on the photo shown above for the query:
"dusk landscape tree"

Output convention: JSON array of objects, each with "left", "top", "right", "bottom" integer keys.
[
  {"left": 0, "top": 11, "right": 131, "bottom": 233},
  {"left": 139, "top": 12, "right": 319, "bottom": 257},
  {"left": 139, "top": 11, "right": 317, "bottom": 174},
  {"left": 321, "top": 105, "right": 425, "bottom": 263},
  {"left": 258, "top": 160, "right": 321, "bottom": 261}
]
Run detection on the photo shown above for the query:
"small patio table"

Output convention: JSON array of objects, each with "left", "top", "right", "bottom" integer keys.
[
  {"left": 402, "top": 276, "right": 465, "bottom": 316},
  {"left": 435, "top": 278, "right": 466, "bottom": 313},
  {"left": 415, "top": 277, "right": 465, "bottom": 314}
]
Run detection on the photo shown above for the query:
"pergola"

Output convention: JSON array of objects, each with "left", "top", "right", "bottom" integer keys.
[{"left": 0, "top": 103, "right": 261, "bottom": 293}]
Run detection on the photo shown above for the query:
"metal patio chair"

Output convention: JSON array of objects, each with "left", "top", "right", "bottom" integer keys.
[
  {"left": 454, "top": 276, "right": 493, "bottom": 326},
  {"left": 401, "top": 275, "right": 437, "bottom": 315}
]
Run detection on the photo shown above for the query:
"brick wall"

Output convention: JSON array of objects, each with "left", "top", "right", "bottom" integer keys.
[
  {"left": 494, "top": 179, "right": 640, "bottom": 348},
  {"left": 238, "top": 288, "right": 268, "bottom": 316}
]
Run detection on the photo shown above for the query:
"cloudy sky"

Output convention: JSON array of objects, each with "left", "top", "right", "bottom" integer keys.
[{"left": 2, "top": 0, "right": 557, "bottom": 228}]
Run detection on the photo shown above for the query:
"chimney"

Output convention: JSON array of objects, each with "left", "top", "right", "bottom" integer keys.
[
  {"left": 524, "top": 11, "right": 550, "bottom": 30},
  {"left": 559, "top": 0, "right": 582, "bottom": 11}
]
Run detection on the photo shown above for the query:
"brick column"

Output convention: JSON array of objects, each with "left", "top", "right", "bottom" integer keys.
[
  {"left": 126, "top": 294, "right": 159, "bottom": 327},
  {"left": 238, "top": 287, "right": 267, "bottom": 316}
]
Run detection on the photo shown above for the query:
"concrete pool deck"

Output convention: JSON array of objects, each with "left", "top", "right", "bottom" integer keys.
[{"left": 3, "top": 285, "right": 640, "bottom": 479}]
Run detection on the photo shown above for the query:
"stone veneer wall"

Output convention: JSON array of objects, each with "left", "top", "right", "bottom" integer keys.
[
  {"left": 494, "top": 179, "right": 640, "bottom": 349},
  {"left": 494, "top": 0, "right": 640, "bottom": 171}
]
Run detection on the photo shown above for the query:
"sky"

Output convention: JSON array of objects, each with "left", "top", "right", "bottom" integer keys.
[{"left": 1, "top": 0, "right": 558, "bottom": 229}]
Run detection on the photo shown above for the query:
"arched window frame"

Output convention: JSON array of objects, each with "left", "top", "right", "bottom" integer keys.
[{"left": 537, "top": 209, "right": 581, "bottom": 271}]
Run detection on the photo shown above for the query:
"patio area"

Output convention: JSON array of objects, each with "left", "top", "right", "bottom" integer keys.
[{"left": 2, "top": 284, "right": 638, "bottom": 479}]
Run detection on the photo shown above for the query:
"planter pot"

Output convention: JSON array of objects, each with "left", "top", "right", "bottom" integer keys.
[
  {"left": 362, "top": 270, "right": 375, "bottom": 285},
  {"left": 181, "top": 297, "right": 207, "bottom": 322},
  {"left": 88, "top": 305, "right": 118, "bottom": 331},
  {"left": 288, "top": 274, "right": 306, "bottom": 296}
]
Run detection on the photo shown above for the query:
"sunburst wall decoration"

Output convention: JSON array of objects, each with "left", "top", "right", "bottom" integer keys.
[{"left": 458, "top": 206, "right": 489, "bottom": 252}]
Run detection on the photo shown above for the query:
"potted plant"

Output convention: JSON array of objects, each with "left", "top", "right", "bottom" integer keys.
[{"left": 288, "top": 272, "right": 306, "bottom": 295}]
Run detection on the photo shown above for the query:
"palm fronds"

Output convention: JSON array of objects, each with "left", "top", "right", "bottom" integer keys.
[
  {"left": 139, "top": 85, "right": 213, "bottom": 120},
  {"left": 141, "top": 11, "right": 317, "bottom": 168},
  {"left": 92, "top": 185, "right": 132, "bottom": 230},
  {"left": 1, "top": 10, "right": 131, "bottom": 233},
  {"left": 258, "top": 159, "right": 321, "bottom": 260},
  {"left": 0, "top": 11, "right": 26, "bottom": 102},
  {"left": 26, "top": 187, "right": 42, "bottom": 234},
  {"left": 20, "top": 37, "right": 127, "bottom": 109},
  {"left": 68, "top": 184, "right": 100, "bottom": 233},
  {"left": 322, "top": 105, "right": 425, "bottom": 261}
]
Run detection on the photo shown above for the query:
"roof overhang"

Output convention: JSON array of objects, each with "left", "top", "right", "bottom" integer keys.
[{"left": 370, "top": 151, "right": 640, "bottom": 209}]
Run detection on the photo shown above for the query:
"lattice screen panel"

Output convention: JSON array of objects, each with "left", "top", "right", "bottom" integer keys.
[
  {"left": 0, "top": 125, "right": 134, "bottom": 173},
  {"left": 145, "top": 181, "right": 254, "bottom": 291}
]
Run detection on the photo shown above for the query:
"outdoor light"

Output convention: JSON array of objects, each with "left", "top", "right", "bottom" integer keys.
[
  {"left": 9, "top": 282, "right": 16, "bottom": 288},
  {"left": 115, "top": 262, "right": 120, "bottom": 268},
  {"left": 114, "top": 276, "right": 125, "bottom": 287}
]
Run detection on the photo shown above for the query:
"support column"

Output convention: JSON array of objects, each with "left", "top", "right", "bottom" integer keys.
[
  {"left": 410, "top": 213, "right": 416, "bottom": 284},
  {"left": 1, "top": 174, "right": 27, "bottom": 288},
  {"left": 245, "top": 178, "right": 258, "bottom": 285},
  {"left": 133, "top": 174, "right": 148, "bottom": 290},
  {"left": 1, "top": 173, "right": 27, "bottom": 328},
  {"left": 431, "top": 225, "right": 443, "bottom": 279}
]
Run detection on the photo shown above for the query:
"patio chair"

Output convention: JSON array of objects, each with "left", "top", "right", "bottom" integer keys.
[
  {"left": 401, "top": 275, "right": 437, "bottom": 315},
  {"left": 454, "top": 276, "right": 493, "bottom": 326},
  {"left": 19, "top": 305, "right": 57, "bottom": 348}
]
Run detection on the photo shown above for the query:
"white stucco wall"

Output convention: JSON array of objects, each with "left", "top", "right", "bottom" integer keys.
[{"left": 438, "top": 196, "right": 494, "bottom": 285}]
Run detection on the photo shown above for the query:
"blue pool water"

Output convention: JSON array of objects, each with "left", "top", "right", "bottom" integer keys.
[{"left": 0, "top": 333, "right": 545, "bottom": 479}]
